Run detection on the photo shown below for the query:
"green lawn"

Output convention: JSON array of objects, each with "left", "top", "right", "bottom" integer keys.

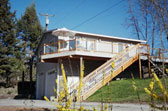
[{"left": 87, "top": 78, "right": 166, "bottom": 103}]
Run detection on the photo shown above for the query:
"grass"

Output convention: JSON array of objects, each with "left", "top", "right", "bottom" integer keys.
[{"left": 87, "top": 78, "right": 167, "bottom": 103}]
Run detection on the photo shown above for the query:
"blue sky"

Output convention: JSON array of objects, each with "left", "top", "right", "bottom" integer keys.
[{"left": 10, "top": 0, "right": 135, "bottom": 39}]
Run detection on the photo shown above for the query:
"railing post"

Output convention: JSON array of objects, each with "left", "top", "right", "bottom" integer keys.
[
  {"left": 159, "top": 48, "right": 161, "bottom": 58},
  {"left": 58, "top": 41, "right": 60, "bottom": 53},
  {"left": 112, "top": 42, "right": 113, "bottom": 54},
  {"left": 62, "top": 41, "right": 64, "bottom": 52},
  {"left": 121, "top": 55, "right": 124, "bottom": 71},
  {"left": 75, "top": 38, "right": 77, "bottom": 51},
  {"left": 138, "top": 54, "right": 142, "bottom": 79},
  {"left": 137, "top": 44, "right": 139, "bottom": 54},
  {"left": 44, "top": 43, "right": 46, "bottom": 55}
]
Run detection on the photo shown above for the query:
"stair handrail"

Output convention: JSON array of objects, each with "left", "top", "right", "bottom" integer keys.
[
  {"left": 80, "top": 44, "right": 140, "bottom": 94},
  {"left": 68, "top": 44, "right": 135, "bottom": 92},
  {"left": 149, "top": 59, "right": 164, "bottom": 74},
  {"left": 82, "top": 44, "right": 140, "bottom": 83},
  {"left": 68, "top": 44, "right": 141, "bottom": 94}
]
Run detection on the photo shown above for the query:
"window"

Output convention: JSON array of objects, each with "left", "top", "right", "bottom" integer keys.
[{"left": 69, "top": 40, "right": 75, "bottom": 50}]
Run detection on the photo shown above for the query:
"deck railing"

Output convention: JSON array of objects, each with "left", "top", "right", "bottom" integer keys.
[
  {"left": 44, "top": 39, "right": 77, "bottom": 54},
  {"left": 43, "top": 39, "right": 168, "bottom": 60},
  {"left": 43, "top": 39, "right": 128, "bottom": 55},
  {"left": 150, "top": 48, "right": 168, "bottom": 59}
]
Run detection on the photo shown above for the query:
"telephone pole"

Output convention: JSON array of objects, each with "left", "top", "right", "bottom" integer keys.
[{"left": 40, "top": 13, "right": 55, "bottom": 31}]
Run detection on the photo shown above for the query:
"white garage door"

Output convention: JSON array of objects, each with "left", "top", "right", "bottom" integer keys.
[
  {"left": 45, "top": 70, "right": 56, "bottom": 99},
  {"left": 38, "top": 73, "right": 45, "bottom": 99}
]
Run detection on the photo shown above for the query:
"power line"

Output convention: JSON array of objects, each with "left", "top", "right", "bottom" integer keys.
[
  {"left": 71, "top": 0, "right": 124, "bottom": 30},
  {"left": 51, "top": 0, "right": 86, "bottom": 28}
]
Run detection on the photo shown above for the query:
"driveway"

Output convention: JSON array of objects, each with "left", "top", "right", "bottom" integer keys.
[{"left": 0, "top": 99, "right": 152, "bottom": 111}]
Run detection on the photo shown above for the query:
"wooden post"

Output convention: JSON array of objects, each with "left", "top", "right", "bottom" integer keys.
[
  {"left": 147, "top": 45, "right": 151, "bottom": 77},
  {"left": 112, "top": 42, "right": 113, "bottom": 54},
  {"left": 44, "top": 43, "right": 46, "bottom": 54},
  {"left": 79, "top": 56, "right": 83, "bottom": 101},
  {"left": 58, "top": 41, "right": 60, "bottom": 53},
  {"left": 75, "top": 38, "right": 77, "bottom": 51},
  {"left": 139, "top": 54, "right": 142, "bottom": 79},
  {"left": 80, "top": 57, "right": 83, "bottom": 76},
  {"left": 159, "top": 48, "right": 161, "bottom": 58},
  {"left": 63, "top": 41, "right": 65, "bottom": 52},
  {"left": 122, "top": 55, "right": 124, "bottom": 71}
]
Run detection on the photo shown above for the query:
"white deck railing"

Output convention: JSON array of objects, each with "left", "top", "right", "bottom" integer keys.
[{"left": 44, "top": 39, "right": 127, "bottom": 55}]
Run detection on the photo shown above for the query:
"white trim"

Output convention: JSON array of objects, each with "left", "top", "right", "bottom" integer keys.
[
  {"left": 41, "top": 50, "right": 116, "bottom": 60},
  {"left": 73, "top": 30, "right": 146, "bottom": 43}
]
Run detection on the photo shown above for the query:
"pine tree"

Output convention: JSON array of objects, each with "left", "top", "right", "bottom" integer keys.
[
  {"left": 17, "top": 3, "right": 43, "bottom": 81},
  {"left": 0, "top": 0, "right": 18, "bottom": 84}
]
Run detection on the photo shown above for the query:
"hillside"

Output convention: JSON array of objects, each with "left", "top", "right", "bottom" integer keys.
[{"left": 87, "top": 78, "right": 166, "bottom": 103}]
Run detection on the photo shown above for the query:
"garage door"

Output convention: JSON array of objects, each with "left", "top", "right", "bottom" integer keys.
[
  {"left": 38, "top": 73, "right": 45, "bottom": 99},
  {"left": 45, "top": 70, "right": 56, "bottom": 99}
]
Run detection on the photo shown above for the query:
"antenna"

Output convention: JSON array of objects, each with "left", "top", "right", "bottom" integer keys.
[{"left": 40, "top": 13, "right": 55, "bottom": 31}]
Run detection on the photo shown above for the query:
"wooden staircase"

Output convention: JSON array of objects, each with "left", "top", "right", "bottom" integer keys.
[{"left": 69, "top": 44, "right": 146, "bottom": 101}]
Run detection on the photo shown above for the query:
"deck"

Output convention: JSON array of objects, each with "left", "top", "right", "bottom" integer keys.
[
  {"left": 41, "top": 39, "right": 130, "bottom": 62},
  {"left": 41, "top": 39, "right": 168, "bottom": 63}
]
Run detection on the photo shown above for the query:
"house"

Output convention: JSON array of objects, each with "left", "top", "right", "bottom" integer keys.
[{"left": 35, "top": 28, "right": 168, "bottom": 100}]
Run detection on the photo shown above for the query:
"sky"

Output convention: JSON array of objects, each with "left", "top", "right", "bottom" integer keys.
[{"left": 10, "top": 0, "right": 136, "bottom": 39}]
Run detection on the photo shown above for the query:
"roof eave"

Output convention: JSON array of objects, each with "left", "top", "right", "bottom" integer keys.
[{"left": 71, "top": 30, "right": 146, "bottom": 43}]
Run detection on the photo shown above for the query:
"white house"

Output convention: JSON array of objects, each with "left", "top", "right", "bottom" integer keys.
[{"left": 35, "top": 28, "right": 167, "bottom": 100}]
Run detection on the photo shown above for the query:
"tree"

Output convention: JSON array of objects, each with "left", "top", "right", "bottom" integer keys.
[
  {"left": 127, "top": 0, "right": 168, "bottom": 108},
  {"left": 0, "top": 0, "right": 18, "bottom": 84},
  {"left": 150, "top": 0, "right": 168, "bottom": 40},
  {"left": 17, "top": 3, "right": 43, "bottom": 82},
  {"left": 126, "top": 0, "right": 168, "bottom": 50}
]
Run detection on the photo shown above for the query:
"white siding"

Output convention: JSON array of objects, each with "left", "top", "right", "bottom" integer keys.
[
  {"left": 113, "top": 43, "right": 118, "bottom": 53},
  {"left": 67, "top": 76, "right": 79, "bottom": 92},
  {"left": 96, "top": 40, "right": 112, "bottom": 53}
]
